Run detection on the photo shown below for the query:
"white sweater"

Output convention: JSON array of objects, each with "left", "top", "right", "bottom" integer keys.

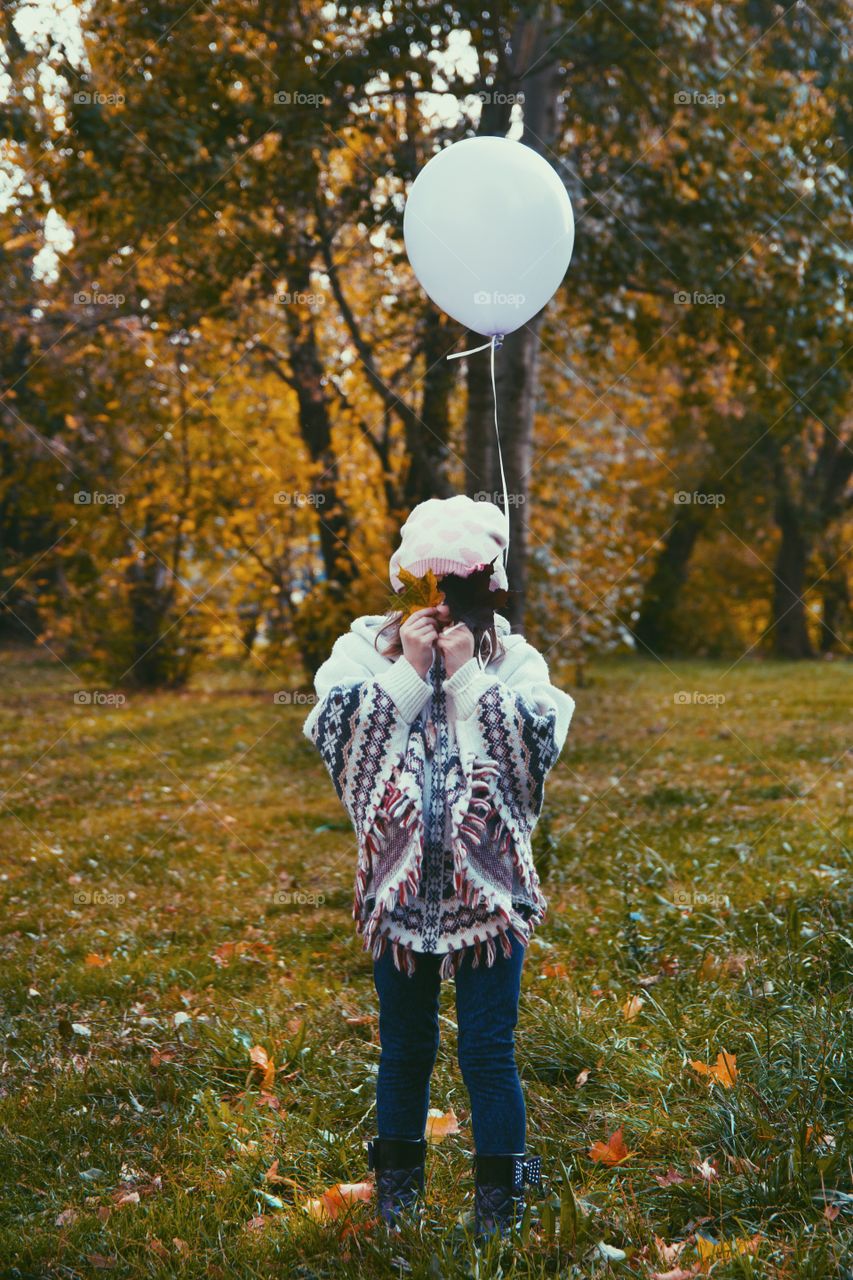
[{"left": 303, "top": 613, "right": 574, "bottom": 980}]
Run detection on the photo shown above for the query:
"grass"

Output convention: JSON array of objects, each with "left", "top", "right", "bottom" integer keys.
[{"left": 0, "top": 644, "right": 850, "bottom": 1278}]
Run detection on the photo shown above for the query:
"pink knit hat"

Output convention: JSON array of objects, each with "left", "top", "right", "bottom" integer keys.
[{"left": 389, "top": 494, "right": 509, "bottom": 592}]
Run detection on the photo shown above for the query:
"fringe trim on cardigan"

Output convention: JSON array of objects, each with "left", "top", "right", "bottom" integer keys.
[{"left": 364, "top": 913, "right": 529, "bottom": 979}]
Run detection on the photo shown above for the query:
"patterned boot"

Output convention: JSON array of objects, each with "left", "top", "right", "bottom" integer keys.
[
  {"left": 366, "top": 1135, "right": 427, "bottom": 1230},
  {"left": 473, "top": 1151, "right": 542, "bottom": 1243}
]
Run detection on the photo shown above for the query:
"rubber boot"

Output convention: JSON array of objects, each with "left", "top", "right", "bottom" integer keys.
[
  {"left": 473, "top": 1151, "right": 542, "bottom": 1243},
  {"left": 366, "top": 1135, "right": 426, "bottom": 1230}
]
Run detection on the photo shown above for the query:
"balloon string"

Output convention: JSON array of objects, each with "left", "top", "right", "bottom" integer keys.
[{"left": 447, "top": 334, "right": 510, "bottom": 573}]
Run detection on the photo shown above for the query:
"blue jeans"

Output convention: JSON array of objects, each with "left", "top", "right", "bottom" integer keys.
[{"left": 372, "top": 933, "right": 527, "bottom": 1154}]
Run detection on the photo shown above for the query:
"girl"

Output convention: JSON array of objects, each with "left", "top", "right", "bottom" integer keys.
[{"left": 302, "top": 494, "right": 575, "bottom": 1241}]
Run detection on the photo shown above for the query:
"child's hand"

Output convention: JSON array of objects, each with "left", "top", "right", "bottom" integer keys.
[
  {"left": 400, "top": 605, "right": 447, "bottom": 678},
  {"left": 436, "top": 620, "right": 475, "bottom": 678}
]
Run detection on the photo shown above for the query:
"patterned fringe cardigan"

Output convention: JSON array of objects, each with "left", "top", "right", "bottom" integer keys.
[{"left": 302, "top": 613, "right": 575, "bottom": 979}]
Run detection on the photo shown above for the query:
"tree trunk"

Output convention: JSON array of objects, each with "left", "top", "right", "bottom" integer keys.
[
  {"left": 819, "top": 536, "right": 850, "bottom": 654},
  {"left": 463, "top": 4, "right": 564, "bottom": 633},
  {"left": 771, "top": 483, "right": 814, "bottom": 659},
  {"left": 401, "top": 306, "right": 455, "bottom": 511},
  {"left": 632, "top": 504, "right": 704, "bottom": 658}
]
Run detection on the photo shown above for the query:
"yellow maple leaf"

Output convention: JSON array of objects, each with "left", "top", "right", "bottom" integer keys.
[
  {"left": 388, "top": 567, "right": 445, "bottom": 623},
  {"left": 689, "top": 1050, "right": 738, "bottom": 1088}
]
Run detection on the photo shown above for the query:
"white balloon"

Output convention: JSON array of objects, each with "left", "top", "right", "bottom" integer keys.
[{"left": 403, "top": 136, "right": 574, "bottom": 337}]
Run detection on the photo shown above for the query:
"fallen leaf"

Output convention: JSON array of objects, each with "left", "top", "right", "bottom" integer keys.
[
  {"left": 597, "top": 1241, "right": 626, "bottom": 1261},
  {"left": 622, "top": 994, "right": 644, "bottom": 1021},
  {"left": 654, "top": 1236, "right": 687, "bottom": 1265},
  {"left": 689, "top": 1051, "right": 738, "bottom": 1089},
  {"left": 426, "top": 1107, "right": 460, "bottom": 1142},
  {"left": 264, "top": 1159, "right": 288, "bottom": 1184},
  {"left": 113, "top": 1190, "right": 140, "bottom": 1206},
  {"left": 302, "top": 1180, "right": 374, "bottom": 1222},
  {"left": 694, "top": 1158, "right": 719, "bottom": 1182},
  {"left": 541, "top": 961, "right": 569, "bottom": 978},
  {"left": 84, "top": 953, "right": 112, "bottom": 967},
  {"left": 654, "top": 1166, "right": 686, "bottom": 1186},
  {"left": 575, "top": 1068, "right": 591, "bottom": 1089},
  {"left": 695, "top": 1233, "right": 760, "bottom": 1260},
  {"left": 55, "top": 1208, "right": 78, "bottom": 1227},
  {"left": 249, "top": 1045, "right": 276, "bottom": 1090},
  {"left": 588, "top": 1126, "right": 634, "bottom": 1166}
]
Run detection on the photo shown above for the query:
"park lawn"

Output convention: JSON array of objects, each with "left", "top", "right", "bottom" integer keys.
[{"left": 0, "top": 645, "right": 850, "bottom": 1278}]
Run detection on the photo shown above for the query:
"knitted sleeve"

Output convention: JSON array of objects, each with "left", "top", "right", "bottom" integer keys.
[
  {"left": 302, "top": 631, "right": 432, "bottom": 844},
  {"left": 443, "top": 643, "right": 574, "bottom": 842}
]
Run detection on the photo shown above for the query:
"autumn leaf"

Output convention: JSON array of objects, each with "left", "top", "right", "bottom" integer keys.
[
  {"left": 622, "top": 994, "right": 644, "bottom": 1021},
  {"left": 588, "top": 1126, "right": 635, "bottom": 1166},
  {"left": 386, "top": 566, "right": 445, "bottom": 623},
  {"left": 426, "top": 1107, "right": 460, "bottom": 1142},
  {"left": 689, "top": 1051, "right": 738, "bottom": 1089},
  {"left": 654, "top": 1166, "right": 686, "bottom": 1186},
  {"left": 541, "top": 960, "right": 569, "bottom": 978},
  {"left": 695, "top": 1233, "right": 761, "bottom": 1261},
  {"left": 575, "top": 1067, "right": 591, "bottom": 1089},
  {"left": 248, "top": 1045, "right": 276, "bottom": 1090},
  {"left": 654, "top": 1236, "right": 687, "bottom": 1265},
  {"left": 84, "top": 952, "right": 112, "bottom": 967},
  {"left": 694, "top": 1157, "right": 719, "bottom": 1182},
  {"left": 302, "top": 1180, "right": 374, "bottom": 1222}
]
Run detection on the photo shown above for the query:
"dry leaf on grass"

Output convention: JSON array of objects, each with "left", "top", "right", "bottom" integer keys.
[
  {"left": 426, "top": 1107, "right": 460, "bottom": 1142},
  {"left": 622, "top": 994, "right": 644, "bottom": 1021},
  {"left": 654, "top": 1166, "right": 686, "bottom": 1186},
  {"left": 689, "top": 1051, "right": 738, "bottom": 1088},
  {"left": 695, "top": 1233, "right": 761, "bottom": 1260},
  {"left": 302, "top": 1181, "right": 374, "bottom": 1222},
  {"left": 588, "top": 1126, "right": 634, "bottom": 1166},
  {"left": 694, "top": 1158, "right": 719, "bottom": 1182},
  {"left": 248, "top": 1045, "right": 276, "bottom": 1090}
]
